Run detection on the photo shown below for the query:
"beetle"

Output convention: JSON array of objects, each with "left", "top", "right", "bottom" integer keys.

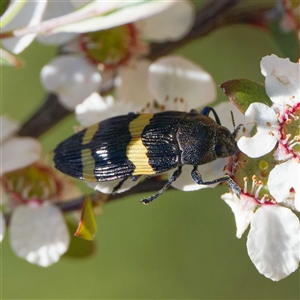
[{"left": 54, "top": 106, "right": 241, "bottom": 204}]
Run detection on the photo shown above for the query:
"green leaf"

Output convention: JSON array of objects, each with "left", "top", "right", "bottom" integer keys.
[
  {"left": 220, "top": 79, "right": 272, "bottom": 114},
  {"left": 268, "top": 21, "right": 299, "bottom": 62},
  {"left": 0, "top": 0, "right": 10, "bottom": 17},
  {"left": 0, "top": 47, "right": 23, "bottom": 67},
  {"left": 75, "top": 196, "right": 97, "bottom": 241},
  {"left": 64, "top": 220, "right": 96, "bottom": 259}
]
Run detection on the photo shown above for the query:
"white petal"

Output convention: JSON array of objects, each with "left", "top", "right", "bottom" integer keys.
[
  {"left": 51, "top": 2, "right": 174, "bottom": 33},
  {"left": 37, "top": 1, "right": 77, "bottom": 45},
  {"left": 237, "top": 103, "right": 279, "bottom": 157},
  {"left": 213, "top": 101, "right": 252, "bottom": 139},
  {"left": 261, "top": 55, "right": 300, "bottom": 106},
  {"left": 0, "top": 184, "right": 10, "bottom": 206},
  {"left": 2, "top": 0, "right": 47, "bottom": 54},
  {"left": 40, "top": 55, "right": 102, "bottom": 110},
  {"left": 69, "top": 0, "right": 90, "bottom": 8},
  {"left": 87, "top": 177, "right": 140, "bottom": 194},
  {"left": 1, "top": 137, "right": 41, "bottom": 175},
  {"left": 76, "top": 93, "right": 115, "bottom": 127},
  {"left": 247, "top": 205, "right": 300, "bottom": 281},
  {"left": 0, "top": 116, "right": 19, "bottom": 143},
  {"left": 148, "top": 56, "right": 216, "bottom": 111},
  {"left": 171, "top": 158, "right": 228, "bottom": 191},
  {"left": 0, "top": 211, "right": 6, "bottom": 242},
  {"left": 221, "top": 193, "right": 255, "bottom": 238},
  {"left": 10, "top": 203, "right": 70, "bottom": 267},
  {"left": 76, "top": 93, "right": 142, "bottom": 127},
  {"left": 138, "top": 1, "right": 195, "bottom": 42},
  {"left": 116, "top": 59, "right": 153, "bottom": 108},
  {"left": 268, "top": 160, "right": 300, "bottom": 210}
]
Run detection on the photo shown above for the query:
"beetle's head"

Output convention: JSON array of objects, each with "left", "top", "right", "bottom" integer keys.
[{"left": 214, "top": 126, "right": 238, "bottom": 158}]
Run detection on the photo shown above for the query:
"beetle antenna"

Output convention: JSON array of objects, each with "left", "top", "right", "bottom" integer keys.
[
  {"left": 230, "top": 111, "right": 243, "bottom": 139},
  {"left": 201, "top": 106, "right": 221, "bottom": 125},
  {"left": 230, "top": 111, "right": 235, "bottom": 129}
]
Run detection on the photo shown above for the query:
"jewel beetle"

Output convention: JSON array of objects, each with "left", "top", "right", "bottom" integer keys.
[{"left": 54, "top": 106, "right": 241, "bottom": 204}]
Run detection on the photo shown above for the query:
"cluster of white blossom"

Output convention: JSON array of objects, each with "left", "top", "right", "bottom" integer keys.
[{"left": 223, "top": 55, "right": 300, "bottom": 281}]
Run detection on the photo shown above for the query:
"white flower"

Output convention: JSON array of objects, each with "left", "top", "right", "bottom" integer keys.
[
  {"left": 237, "top": 102, "right": 281, "bottom": 158},
  {"left": 1, "top": 0, "right": 47, "bottom": 54},
  {"left": 261, "top": 55, "right": 299, "bottom": 107},
  {"left": 221, "top": 192, "right": 255, "bottom": 238},
  {"left": 10, "top": 202, "right": 70, "bottom": 267},
  {"left": 135, "top": 1, "right": 195, "bottom": 42},
  {"left": 247, "top": 205, "right": 300, "bottom": 281},
  {"left": 1, "top": 162, "right": 80, "bottom": 267},
  {"left": 76, "top": 93, "right": 141, "bottom": 128},
  {"left": 0, "top": 116, "right": 41, "bottom": 175},
  {"left": 0, "top": 117, "right": 79, "bottom": 267},
  {"left": 0, "top": 211, "right": 5, "bottom": 242},
  {"left": 1, "top": 0, "right": 77, "bottom": 54},
  {"left": 238, "top": 55, "right": 300, "bottom": 159},
  {"left": 222, "top": 192, "right": 300, "bottom": 281},
  {"left": 40, "top": 55, "right": 102, "bottom": 110},
  {"left": 35, "top": 1, "right": 78, "bottom": 46},
  {"left": 268, "top": 159, "right": 300, "bottom": 211},
  {"left": 118, "top": 55, "right": 216, "bottom": 112},
  {"left": 38, "top": 1, "right": 195, "bottom": 109}
]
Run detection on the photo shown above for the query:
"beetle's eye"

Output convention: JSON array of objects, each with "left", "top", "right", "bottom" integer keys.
[
  {"left": 215, "top": 143, "right": 229, "bottom": 157},
  {"left": 214, "top": 127, "right": 237, "bottom": 158}
]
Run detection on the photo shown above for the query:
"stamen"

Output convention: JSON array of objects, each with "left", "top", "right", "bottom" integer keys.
[
  {"left": 255, "top": 181, "right": 263, "bottom": 198},
  {"left": 269, "top": 124, "right": 281, "bottom": 129},
  {"left": 6, "top": 179, "right": 13, "bottom": 191},
  {"left": 288, "top": 136, "right": 300, "bottom": 149},
  {"left": 260, "top": 194, "right": 269, "bottom": 203},
  {"left": 251, "top": 175, "right": 257, "bottom": 194},
  {"left": 276, "top": 112, "right": 284, "bottom": 123},
  {"left": 42, "top": 184, "right": 50, "bottom": 199},
  {"left": 283, "top": 134, "right": 291, "bottom": 145},
  {"left": 22, "top": 184, "right": 32, "bottom": 199},
  {"left": 243, "top": 177, "right": 248, "bottom": 194},
  {"left": 16, "top": 176, "right": 24, "bottom": 192},
  {"left": 289, "top": 140, "right": 299, "bottom": 149}
]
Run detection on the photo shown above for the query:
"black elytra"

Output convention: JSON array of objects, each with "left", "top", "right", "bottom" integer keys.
[{"left": 53, "top": 106, "right": 241, "bottom": 204}]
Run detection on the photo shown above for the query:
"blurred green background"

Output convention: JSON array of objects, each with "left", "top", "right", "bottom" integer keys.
[{"left": 1, "top": 14, "right": 299, "bottom": 300}]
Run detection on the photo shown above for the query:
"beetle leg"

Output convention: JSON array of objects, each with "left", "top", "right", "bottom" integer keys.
[
  {"left": 141, "top": 166, "right": 182, "bottom": 205},
  {"left": 191, "top": 166, "right": 241, "bottom": 195},
  {"left": 131, "top": 176, "right": 139, "bottom": 182},
  {"left": 112, "top": 176, "right": 130, "bottom": 194}
]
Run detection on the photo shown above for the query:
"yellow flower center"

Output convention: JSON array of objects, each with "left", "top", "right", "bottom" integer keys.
[
  {"left": 1, "top": 163, "right": 61, "bottom": 203},
  {"left": 80, "top": 24, "right": 139, "bottom": 69}
]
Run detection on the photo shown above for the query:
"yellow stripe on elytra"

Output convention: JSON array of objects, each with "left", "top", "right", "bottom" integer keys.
[
  {"left": 81, "top": 124, "right": 99, "bottom": 181},
  {"left": 127, "top": 114, "right": 156, "bottom": 175},
  {"left": 82, "top": 123, "right": 99, "bottom": 145},
  {"left": 81, "top": 148, "right": 97, "bottom": 181}
]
